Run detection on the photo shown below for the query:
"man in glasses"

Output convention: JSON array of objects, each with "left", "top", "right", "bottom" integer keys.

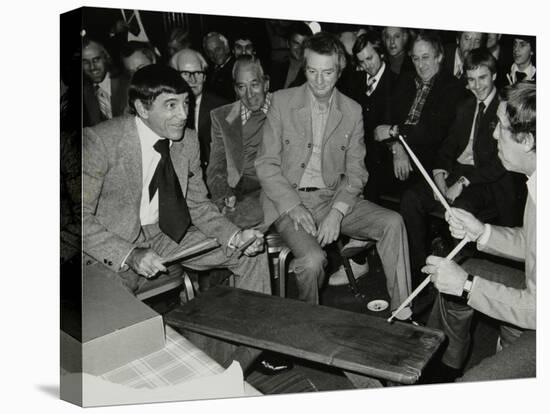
[{"left": 171, "top": 48, "right": 228, "bottom": 176}]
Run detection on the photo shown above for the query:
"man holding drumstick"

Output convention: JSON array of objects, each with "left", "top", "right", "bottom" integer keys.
[{"left": 422, "top": 81, "right": 536, "bottom": 382}]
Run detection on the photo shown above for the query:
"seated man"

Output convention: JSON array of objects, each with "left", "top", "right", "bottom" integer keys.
[
  {"left": 423, "top": 81, "right": 536, "bottom": 382},
  {"left": 232, "top": 34, "right": 256, "bottom": 58},
  {"left": 506, "top": 34, "right": 536, "bottom": 85},
  {"left": 401, "top": 48, "right": 515, "bottom": 286},
  {"left": 82, "top": 36, "right": 130, "bottom": 127},
  {"left": 83, "top": 64, "right": 270, "bottom": 298},
  {"left": 170, "top": 48, "right": 228, "bottom": 176},
  {"left": 442, "top": 31, "right": 486, "bottom": 81},
  {"left": 375, "top": 30, "right": 463, "bottom": 198},
  {"left": 207, "top": 56, "right": 271, "bottom": 228},
  {"left": 255, "top": 32, "right": 412, "bottom": 320},
  {"left": 381, "top": 26, "right": 414, "bottom": 76}
]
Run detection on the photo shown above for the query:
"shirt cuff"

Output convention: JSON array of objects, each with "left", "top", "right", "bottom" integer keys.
[
  {"left": 477, "top": 224, "right": 492, "bottom": 246},
  {"left": 227, "top": 229, "right": 242, "bottom": 249},
  {"left": 432, "top": 169, "right": 449, "bottom": 180},
  {"left": 460, "top": 176, "right": 471, "bottom": 187},
  {"left": 332, "top": 202, "right": 350, "bottom": 217},
  {"left": 120, "top": 247, "right": 136, "bottom": 271}
]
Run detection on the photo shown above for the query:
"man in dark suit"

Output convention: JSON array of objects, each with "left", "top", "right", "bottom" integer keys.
[
  {"left": 170, "top": 48, "right": 228, "bottom": 176},
  {"left": 207, "top": 56, "right": 271, "bottom": 228},
  {"left": 203, "top": 32, "right": 236, "bottom": 101},
  {"left": 374, "top": 30, "right": 464, "bottom": 198},
  {"left": 269, "top": 22, "right": 312, "bottom": 91},
  {"left": 382, "top": 26, "right": 415, "bottom": 77},
  {"left": 82, "top": 37, "right": 130, "bottom": 127},
  {"left": 442, "top": 32, "right": 485, "bottom": 82},
  {"left": 401, "top": 48, "right": 513, "bottom": 284},
  {"left": 83, "top": 64, "right": 270, "bottom": 297},
  {"left": 348, "top": 31, "right": 397, "bottom": 202}
]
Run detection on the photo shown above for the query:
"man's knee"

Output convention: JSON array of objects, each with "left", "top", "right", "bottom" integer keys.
[{"left": 292, "top": 248, "right": 327, "bottom": 277}]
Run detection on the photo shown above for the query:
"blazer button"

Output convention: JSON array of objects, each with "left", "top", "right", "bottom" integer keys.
[
  {"left": 341, "top": 146, "right": 346, "bottom": 151},
  {"left": 86, "top": 260, "right": 92, "bottom": 266},
  {"left": 285, "top": 139, "right": 290, "bottom": 144},
  {"left": 300, "top": 163, "right": 305, "bottom": 168},
  {"left": 307, "top": 143, "right": 312, "bottom": 148},
  {"left": 103, "top": 259, "right": 107, "bottom": 264},
  {"left": 292, "top": 183, "right": 297, "bottom": 188},
  {"left": 108, "top": 261, "right": 113, "bottom": 266}
]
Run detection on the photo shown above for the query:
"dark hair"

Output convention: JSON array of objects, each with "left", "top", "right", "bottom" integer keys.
[
  {"left": 463, "top": 47, "right": 497, "bottom": 74},
  {"left": 302, "top": 31, "right": 347, "bottom": 71},
  {"left": 120, "top": 41, "right": 156, "bottom": 62},
  {"left": 353, "top": 31, "right": 385, "bottom": 59},
  {"left": 287, "top": 22, "right": 313, "bottom": 39},
  {"left": 128, "top": 64, "right": 195, "bottom": 128},
  {"left": 501, "top": 81, "right": 536, "bottom": 150},
  {"left": 411, "top": 30, "right": 444, "bottom": 58}
]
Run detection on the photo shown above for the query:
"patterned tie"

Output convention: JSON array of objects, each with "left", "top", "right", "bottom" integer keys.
[
  {"left": 94, "top": 85, "right": 112, "bottom": 120},
  {"left": 366, "top": 76, "right": 376, "bottom": 96},
  {"left": 473, "top": 101, "right": 486, "bottom": 141},
  {"left": 149, "top": 140, "right": 191, "bottom": 243}
]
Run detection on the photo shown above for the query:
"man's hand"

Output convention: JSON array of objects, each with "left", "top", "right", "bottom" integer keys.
[
  {"left": 422, "top": 255, "right": 468, "bottom": 296},
  {"left": 127, "top": 247, "right": 167, "bottom": 278},
  {"left": 316, "top": 208, "right": 343, "bottom": 247},
  {"left": 445, "top": 181, "right": 464, "bottom": 204},
  {"left": 392, "top": 143, "right": 413, "bottom": 181},
  {"left": 288, "top": 204, "right": 317, "bottom": 236},
  {"left": 235, "top": 229, "right": 265, "bottom": 256},
  {"left": 445, "top": 207, "right": 485, "bottom": 241}
]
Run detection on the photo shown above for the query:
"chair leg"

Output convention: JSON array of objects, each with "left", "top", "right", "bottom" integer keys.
[
  {"left": 336, "top": 239, "right": 361, "bottom": 295},
  {"left": 278, "top": 248, "right": 292, "bottom": 298}
]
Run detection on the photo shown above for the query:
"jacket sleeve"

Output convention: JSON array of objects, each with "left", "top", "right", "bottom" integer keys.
[
  {"left": 183, "top": 132, "right": 240, "bottom": 249},
  {"left": 82, "top": 127, "right": 135, "bottom": 271}
]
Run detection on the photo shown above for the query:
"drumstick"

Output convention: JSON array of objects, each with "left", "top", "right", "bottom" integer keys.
[
  {"left": 387, "top": 237, "right": 469, "bottom": 322},
  {"left": 397, "top": 135, "right": 453, "bottom": 214}
]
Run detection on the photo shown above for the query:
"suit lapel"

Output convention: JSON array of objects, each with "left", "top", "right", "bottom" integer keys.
[
  {"left": 291, "top": 86, "right": 312, "bottom": 144},
  {"left": 224, "top": 105, "right": 244, "bottom": 175},
  {"left": 170, "top": 137, "right": 189, "bottom": 196},
  {"left": 120, "top": 117, "right": 143, "bottom": 204},
  {"left": 323, "top": 92, "right": 343, "bottom": 144}
]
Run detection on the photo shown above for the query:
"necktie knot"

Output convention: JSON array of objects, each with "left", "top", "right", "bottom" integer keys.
[
  {"left": 478, "top": 101, "right": 486, "bottom": 113},
  {"left": 153, "top": 139, "right": 170, "bottom": 157},
  {"left": 516, "top": 71, "right": 527, "bottom": 82}
]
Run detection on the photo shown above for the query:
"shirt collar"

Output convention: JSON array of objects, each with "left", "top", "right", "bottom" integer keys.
[
  {"left": 307, "top": 87, "right": 335, "bottom": 113},
  {"left": 414, "top": 73, "right": 437, "bottom": 89},
  {"left": 240, "top": 92, "right": 272, "bottom": 125},
  {"left": 527, "top": 170, "right": 536, "bottom": 205},
  {"left": 478, "top": 87, "right": 497, "bottom": 110},
  {"left": 367, "top": 62, "right": 386, "bottom": 87},
  {"left": 454, "top": 48, "right": 463, "bottom": 76},
  {"left": 96, "top": 73, "right": 111, "bottom": 93},
  {"left": 135, "top": 116, "right": 167, "bottom": 149},
  {"left": 511, "top": 62, "right": 536, "bottom": 79}
]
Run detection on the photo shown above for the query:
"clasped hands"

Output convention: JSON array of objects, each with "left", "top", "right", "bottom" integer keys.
[
  {"left": 421, "top": 207, "right": 485, "bottom": 296},
  {"left": 288, "top": 204, "right": 343, "bottom": 247}
]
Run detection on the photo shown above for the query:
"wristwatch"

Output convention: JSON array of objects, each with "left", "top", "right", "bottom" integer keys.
[{"left": 461, "top": 273, "right": 474, "bottom": 301}]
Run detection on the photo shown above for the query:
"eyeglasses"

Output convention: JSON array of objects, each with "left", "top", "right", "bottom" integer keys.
[{"left": 179, "top": 70, "right": 206, "bottom": 81}]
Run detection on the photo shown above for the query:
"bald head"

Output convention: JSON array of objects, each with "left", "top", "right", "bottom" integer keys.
[{"left": 170, "top": 48, "right": 208, "bottom": 97}]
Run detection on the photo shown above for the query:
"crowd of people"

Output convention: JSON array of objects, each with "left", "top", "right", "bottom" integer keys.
[{"left": 61, "top": 12, "right": 537, "bottom": 386}]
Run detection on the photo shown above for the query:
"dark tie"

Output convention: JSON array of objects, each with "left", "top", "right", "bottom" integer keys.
[
  {"left": 515, "top": 71, "right": 527, "bottom": 82},
  {"left": 473, "top": 101, "right": 486, "bottom": 141},
  {"left": 149, "top": 140, "right": 191, "bottom": 243}
]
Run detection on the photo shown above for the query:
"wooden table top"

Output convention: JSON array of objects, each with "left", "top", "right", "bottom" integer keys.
[{"left": 165, "top": 286, "right": 445, "bottom": 384}]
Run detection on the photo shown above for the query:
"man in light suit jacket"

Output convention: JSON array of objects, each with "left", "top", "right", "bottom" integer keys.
[
  {"left": 255, "top": 33, "right": 412, "bottom": 319},
  {"left": 83, "top": 64, "right": 270, "bottom": 298},
  {"left": 207, "top": 56, "right": 271, "bottom": 228},
  {"left": 422, "top": 82, "right": 536, "bottom": 382},
  {"left": 82, "top": 37, "right": 130, "bottom": 127}
]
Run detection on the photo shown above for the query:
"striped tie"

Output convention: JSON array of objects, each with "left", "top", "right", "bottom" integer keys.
[{"left": 95, "top": 85, "right": 112, "bottom": 120}]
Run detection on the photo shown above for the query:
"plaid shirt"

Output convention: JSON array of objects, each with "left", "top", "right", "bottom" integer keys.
[
  {"left": 240, "top": 92, "right": 272, "bottom": 125},
  {"left": 404, "top": 76, "right": 436, "bottom": 126}
]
